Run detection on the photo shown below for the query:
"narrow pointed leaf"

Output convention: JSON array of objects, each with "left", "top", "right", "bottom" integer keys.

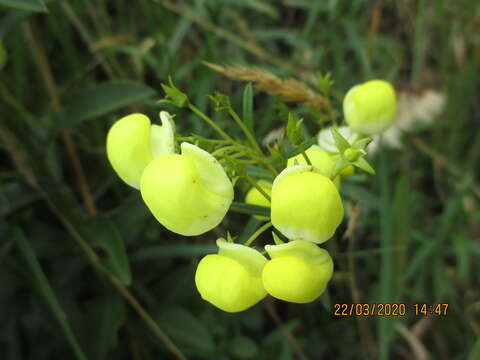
[
  {"left": 14, "top": 227, "right": 87, "bottom": 360},
  {"left": 0, "top": 0, "right": 47, "bottom": 12},
  {"left": 243, "top": 83, "right": 254, "bottom": 134},
  {"left": 56, "top": 80, "right": 156, "bottom": 131}
]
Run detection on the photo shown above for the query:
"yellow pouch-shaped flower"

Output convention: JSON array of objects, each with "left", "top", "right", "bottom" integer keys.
[
  {"left": 271, "top": 165, "right": 343, "bottom": 243},
  {"left": 245, "top": 180, "right": 272, "bottom": 221},
  {"left": 106, "top": 111, "right": 175, "bottom": 189},
  {"left": 140, "top": 142, "right": 234, "bottom": 236},
  {"left": 195, "top": 239, "right": 268, "bottom": 312},
  {"left": 262, "top": 240, "right": 333, "bottom": 303},
  {"left": 343, "top": 79, "right": 397, "bottom": 135},
  {"left": 286, "top": 145, "right": 341, "bottom": 186}
]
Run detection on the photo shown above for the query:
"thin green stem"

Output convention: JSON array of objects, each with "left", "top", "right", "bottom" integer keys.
[
  {"left": 244, "top": 222, "right": 272, "bottom": 246},
  {"left": 188, "top": 104, "right": 233, "bottom": 142},
  {"left": 228, "top": 108, "right": 263, "bottom": 154},
  {"left": 300, "top": 149, "right": 312, "bottom": 166},
  {"left": 243, "top": 175, "right": 271, "bottom": 202}
]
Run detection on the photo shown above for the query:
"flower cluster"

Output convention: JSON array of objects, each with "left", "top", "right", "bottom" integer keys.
[{"left": 106, "top": 79, "right": 396, "bottom": 313}]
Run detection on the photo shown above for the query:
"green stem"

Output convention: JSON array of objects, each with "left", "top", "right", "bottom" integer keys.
[
  {"left": 243, "top": 175, "right": 271, "bottom": 202},
  {"left": 188, "top": 104, "right": 233, "bottom": 142},
  {"left": 228, "top": 108, "right": 263, "bottom": 154},
  {"left": 300, "top": 149, "right": 312, "bottom": 166},
  {"left": 244, "top": 222, "right": 272, "bottom": 246}
]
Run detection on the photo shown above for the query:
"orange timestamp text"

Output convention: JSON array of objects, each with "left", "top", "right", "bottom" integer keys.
[{"left": 333, "top": 303, "right": 449, "bottom": 317}]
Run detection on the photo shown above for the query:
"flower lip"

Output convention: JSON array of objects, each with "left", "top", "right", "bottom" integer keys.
[
  {"left": 265, "top": 240, "right": 332, "bottom": 265},
  {"left": 180, "top": 142, "right": 234, "bottom": 199},
  {"left": 150, "top": 111, "right": 175, "bottom": 157},
  {"left": 140, "top": 142, "right": 234, "bottom": 236},
  {"left": 217, "top": 238, "right": 268, "bottom": 276}
]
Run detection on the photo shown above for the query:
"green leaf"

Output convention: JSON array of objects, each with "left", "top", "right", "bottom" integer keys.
[
  {"left": 155, "top": 306, "right": 215, "bottom": 355},
  {"left": 81, "top": 217, "right": 132, "bottom": 285},
  {"left": 131, "top": 244, "right": 216, "bottom": 262},
  {"left": 243, "top": 83, "right": 254, "bottom": 134},
  {"left": 331, "top": 127, "right": 350, "bottom": 153},
  {"left": 13, "top": 227, "right": 87, "bottom": 360},
  {"left": 230, "top": 201, "right": 270, "bottom": 217},
  {"left": 0, "top": 41, "right": 6, "bottom": 69},
  {"left": 229, "top": 336, "right": 259, "bottom": 359},
  {"left": 84, "top": 294, "right": 126, "bottom": 360},
  {"left": 0, "top": 0, "right": 47, "bottom": 12},
  {"left": 56, "top": 80, "right": 156, "bottom": 131}
]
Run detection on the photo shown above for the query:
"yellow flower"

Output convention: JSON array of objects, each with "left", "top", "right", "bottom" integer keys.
[
  {"left": 262, "top": 240, "right": 333, "bottom": 303},
  {"left": 343, "top": 79, "right": 397, "bottom": 135},
  {"left": 195, "top": 239, "right": 268, "bottom": 312},
  {"left": 106, "top": 111, "right": 175, "bottom": 189},
  {"left": 140, "top": 142, "right": 234, "bottom": 236},
  {"left": 244, "top": 180, "right": 272, "bottom": 220},
  {"left": 286, "top": 145, "right": 341, "bottom": 186},
  {"left": 271, "top": 165, "right": 343, "bottom": 243}
]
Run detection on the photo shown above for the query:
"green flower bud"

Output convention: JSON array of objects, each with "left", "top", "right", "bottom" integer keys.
[
  {"left": 262, "top": 240, "right": 333, "bottom": 303},
  {"left": 271, "top": 165, "right": 343, "bottom": 243},
  {"left": 140, "top": 142, "right": 234, "bottom": 236},
  {"left": 318, "top": 126, "right": 360, "bottom": 154},
  {"left": 343, "top": 79, "right": 397, "bottom": 135},
  {"left": 195, "top": 239, "right": 268, "bottom": 312},
  {"left": 286, "top": 145, "right": 340, "bottom": 187},
  {"left": 106, "top": 111, "right": 175, "bottom": 189},
  {"left": 245, "top": 180, "right": 272, "bottom": 221}
]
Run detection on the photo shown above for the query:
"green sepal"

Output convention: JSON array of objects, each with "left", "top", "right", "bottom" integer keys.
[
  {"left": 209, "top": 92, "right": 232, "bottom": 113},
  {"left": 160, "top": 76, "right": 189, "bottom": 108},
  {"left": 272, "top": 232, "right": 285, "bottom": 245},
  {"left": 351, "top": 137, "right": 372, "bottom": 150},
  {"left": 352, "top": 157, "right": 376, "bottom": 175},
  {"left": 286, "top": 113, "right": 305, "bottom": 146},
  {"left": 330, "top": 127, "right": 350, "bottom": 153}
]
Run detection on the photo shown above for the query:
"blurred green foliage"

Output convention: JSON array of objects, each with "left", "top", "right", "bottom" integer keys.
[{"left": 1, "top": 0, "right": 479, "bottom": 359}]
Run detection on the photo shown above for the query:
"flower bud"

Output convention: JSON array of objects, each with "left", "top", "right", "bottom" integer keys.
[
  {"left": 140, "top": 142, "right": 234, "bottom": 236},
  {"left": 286, "top": 145, "right": 340, "bottom": 187},
  {"left": 343, "top": 79, "right": 397, "bottom": 135},
  {"left": 271, "top": 165, "right": 343, "bottom": 243},
  {"left": 106, "top": 111, "right": 175, "bottom": 189},
  {"left": 318, "top": 126, "right": 360, "bottom": 154},
  {"left": 262, "top": 240, "right": 333, "bottom": 303},
  {"left": 245, "top": 180, "right": 272, "bottom": 221},
  {"left": 195, "top": 239, "right": 268, "bottom": 312}
]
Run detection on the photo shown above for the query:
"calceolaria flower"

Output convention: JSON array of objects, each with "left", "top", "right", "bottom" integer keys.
[
  {"left": 195, "top": 238, "right": 268, "bottom": 312},
  {"left": 262, "top": 240, "right": 333, "bottom": 303},
  {"left": 271, "top": 165, "right": 343, "bottom": 243},
  {"left": 343, "top": 79, "right": 397, "bottom": 135},
  {"left": 140, "top": 142, "right": 234, "bottom": 236},
  {"left": 106, "top": 111, "right": 175, "bottom": 189},
  {"left": 245, "top": 180, "right": 272, "bottom": 221},
  {"left": 286, "top": 145, "right": 340, "bottom": 186}
]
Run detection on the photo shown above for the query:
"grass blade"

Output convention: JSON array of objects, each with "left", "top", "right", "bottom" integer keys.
[
  {"left": 243, "top": 83, "right": 254, "bottom": 134},
  {"left": 13, "top": 227, "right": 87, "bottom": 360}
]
